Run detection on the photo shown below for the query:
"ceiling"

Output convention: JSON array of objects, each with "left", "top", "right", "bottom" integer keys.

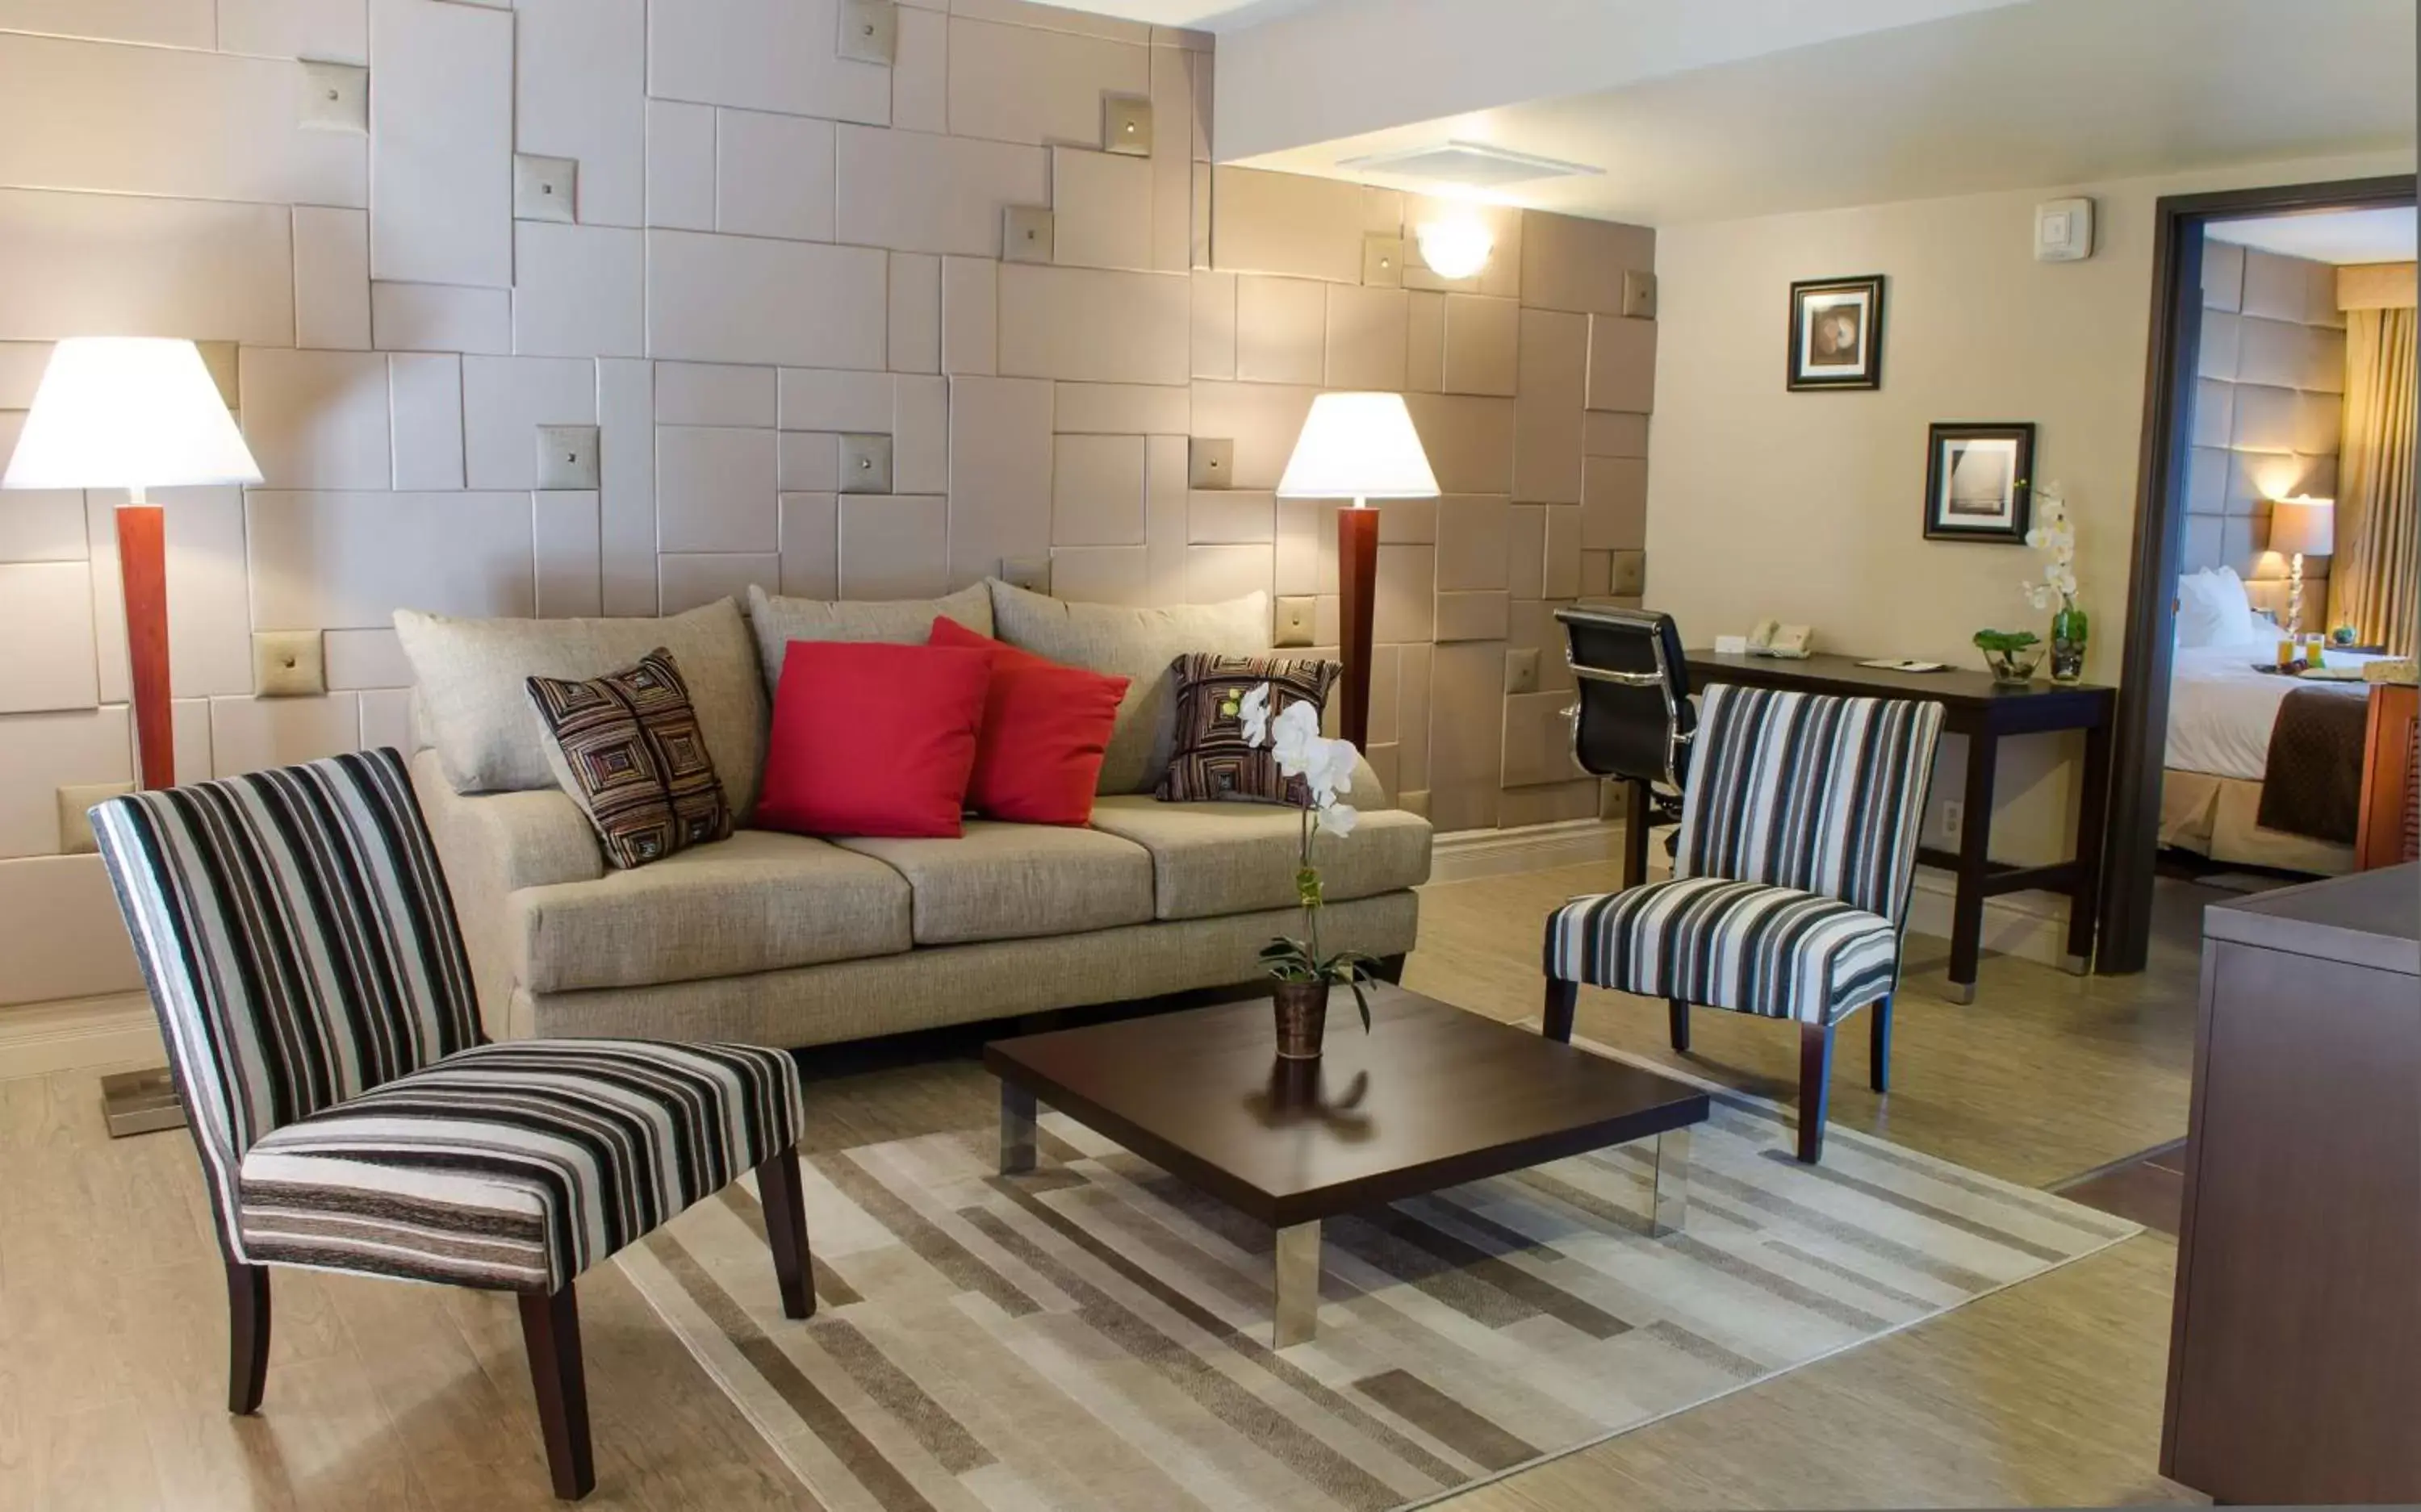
[
  {"left": 1210, "top": 0, "right": 2417, "bottom": 225},
  {"left": 2209, "top": 207, "right": 2418, "bottom": 265}
]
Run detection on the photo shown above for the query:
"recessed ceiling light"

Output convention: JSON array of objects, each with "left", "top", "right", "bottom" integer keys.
[{"left": 1337, "top": 140, "right": 1604, "bottom": 189}]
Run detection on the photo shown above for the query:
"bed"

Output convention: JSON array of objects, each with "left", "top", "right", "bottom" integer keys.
[{"left": 2162, "top": 640, "right": 2386, "bottom": 875}]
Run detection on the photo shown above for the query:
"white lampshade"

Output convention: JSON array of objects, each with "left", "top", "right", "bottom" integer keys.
[
  {"left": 2, "top": 337, "right": 261, "bottom": 491},
  {"left": 1275, "top": 392, "right": 1440, "bottom": 500},
  {"left": 2268, "top": 495, "right": 2335, "bottom": 557}
]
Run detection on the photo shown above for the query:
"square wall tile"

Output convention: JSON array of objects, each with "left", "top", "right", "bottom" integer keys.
[
  {"left": 646, "top": 99, "right": 716, "bottom": 231},
  {"left": 1404, "top": 392, "right": 1513, "bottom": 495},
  {"left": 1440, "top": 294, "right": 1516, "bottom": 397},
  {"left": 247, "top": 491, "right": 535, "bottom": 629},
  {"left": 648, "top": 0, "right": 890, "bottom": 125},
  {"left": 997, "top": 264, "right": 1187, "bottom": 385},
  {"left": 778, "top": 491, "right": 839, "bottom": 599},
  {"left": 512, "top": 223, "right": 644, "bottom": 358},
  {"left": 368, "top": 0, "right": 511, "bottom": 286},
  {"left": 371, "top": 281, "right": 510, "bottom": 353},
  {"left": 1209, "top": 165, "right": 1363, "bottom": 283},
  {"left": 1235, "top": 275, "right": 1325, "bottom": 385},
  {"left": 1189, "top": 380, "right": 1318, "bottom": 491},
  {"left": 841, "top": 495, "right": 949, "bottom": 599},
  {"left": 1048, "top": 545, "right": 1148, "bottom": 605},
  {"left": 1513, "top": 307, "right": 1586, "bottom": 504},
  {"left": 779, "top": 368, "right": 895, "bottom": 432},
  {"left": 1052, "top": 433, "right": 1146, "bottom": 545},
  {"left": 514, "top": 0, "right": 645, "bottom": 227},
  {"left": 1056, "top": 382, "right": 1188, "bottom": 435},
  {"left": 657, "top": 425, "right": 778, "bottom": 552},
  {"left": 717, "top": 107, "right": 837, "bottom": 242},
  {"left": 1586, "top": 315, "right": 1656, "bottom": 412},
  {"left": 1325, "top": 284, "right": 1407, "bottom": 390},
  {"left": 1184, "top": 542, "right": 1271, "bottom": 604},
  {"left": 656, "top": 362, "right": 776, "bottom": 428},
  {"left": 834, "top": 124, "right": 1047, "bottom": 258},
  {"left": 294, "top": 207, "right": 370, "bottom": 349},
  {"left": 0, "top": 188, "right": 293, "bottom": 345},
  {"left": 1435, "top": 495, "right": 1509, "bottom": 591},
  {"left": 946, "top": 16, "right": 1146, "bottom": 148},
  {"left": 1052, "top": 146, "right": 1152, "bottom": 271},
  {"left": 947, "top": 375, "right": 1052, "bottom": 587},
  {"left": 1580, "top": 456, "right": 1647, "bottom": 549},
  {"left": 239, "top": 349, "right": 391, "bottom": 490},
  {"left": 462, "top": 355, "right": 595, "bottom": 489},
  {"left": 647, "top": 229, "right": 886, "bottom": 368},
  {"left": 1187, "top": 489, "right": 1272, "bottom": 545},
  {"left": 1519, "top": 211, "right": 1653, "bottom": 315},
  {"left": 0, "top": 562, "right": 98, "bottom": 712},
  {"left": 1583, "top": 410, "right": 1649, "bottom": 458}
]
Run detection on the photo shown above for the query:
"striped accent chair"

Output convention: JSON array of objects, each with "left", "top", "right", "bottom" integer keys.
[
  {"left": 1542, "top": 685, "right": 1943, "bottom": 1163},
  {"left": 89, "top": 750, "right": 814, "bottom": 1502}
]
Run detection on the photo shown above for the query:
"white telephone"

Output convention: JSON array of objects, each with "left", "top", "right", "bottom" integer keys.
[{"left": 1747, "top": 620, "right": 1815, "bottom": 658}]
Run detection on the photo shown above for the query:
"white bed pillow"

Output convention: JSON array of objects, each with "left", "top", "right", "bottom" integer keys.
[{"left": 2176, "top": 568, "right": 2257, "bottom": 648}]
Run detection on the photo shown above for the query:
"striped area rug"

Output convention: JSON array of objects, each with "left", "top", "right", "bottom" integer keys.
[{"left": 618, "top": 1056, "right": 2138, "bottom": 1512}]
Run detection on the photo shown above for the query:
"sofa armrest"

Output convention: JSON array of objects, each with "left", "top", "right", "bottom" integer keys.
[
  {"left": 411, "top": 749, "right": 601, "bottom": 1036},
  {"left": 1348, "top": 752, "right": 1393, "bottom": 811}
]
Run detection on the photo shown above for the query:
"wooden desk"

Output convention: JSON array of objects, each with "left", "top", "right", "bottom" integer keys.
[
  {"left": 2162, "top": 865, "right": 2419, "bottom": 1502},
  {"left": 1638, "top": 651, "right": 2118, "bottom": 1003}
]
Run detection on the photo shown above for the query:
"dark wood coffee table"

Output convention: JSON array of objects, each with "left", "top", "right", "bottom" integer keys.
[{"left": 984, "top": 984, "right": 1709, "bottom": 1346}]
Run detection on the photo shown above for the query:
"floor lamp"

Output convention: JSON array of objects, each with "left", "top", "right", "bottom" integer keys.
[
  {"left": 1275, "top": 394, "right": 1440, "bottom": 750},
  {"left": 2, "top": 337, "right": 261, "bottom": 1134}
]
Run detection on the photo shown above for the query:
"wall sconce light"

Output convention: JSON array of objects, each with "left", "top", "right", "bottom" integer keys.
[{"left": 1414, "top": 217, "right": 1494, "bottom": 280}]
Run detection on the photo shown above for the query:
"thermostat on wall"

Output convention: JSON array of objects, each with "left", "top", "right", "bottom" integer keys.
[{"left": 2034, "top": 197, "right": 2094, "bottom": 261}]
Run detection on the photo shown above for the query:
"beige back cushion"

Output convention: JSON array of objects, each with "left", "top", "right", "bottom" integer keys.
[
  {"left": 985, "top": 578, "right": 1269, "bottom": 794},
  {"left": 394, "top": 597, "right": 770, "bottom": 817},
  {"left": 744, "top": 582, "right": 993, "bottom": 697}
]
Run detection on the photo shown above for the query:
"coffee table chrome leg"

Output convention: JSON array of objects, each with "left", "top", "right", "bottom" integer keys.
[
  {"left": 999, "top": 1082, "right": 1036, "bottom": 1175},
  {"left": 1273, "top": 1220, "right": 1320, "bottom": 1347},
  {"left": 1651, "top": 1126, "right": 1691, "bottom": 1236}
]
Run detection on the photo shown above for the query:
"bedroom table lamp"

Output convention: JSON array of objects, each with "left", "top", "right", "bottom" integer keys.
[
  {"left": 1276, "top": 393, "right": 1440, "bottom": 750},
  {"left": 2268, "top": 495, "right": 2335, "bottom": 634},
  {"left": 2, "top": 338, "right": 263, "bottom": 789}
]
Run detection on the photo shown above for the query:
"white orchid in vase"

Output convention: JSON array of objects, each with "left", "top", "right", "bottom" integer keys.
[
  {"left": 2022, "top": 482, "right": 2089, "bottom": 683},
  {"left": 1238, "top": 683, "right": 1384, "bottom": 1033}
]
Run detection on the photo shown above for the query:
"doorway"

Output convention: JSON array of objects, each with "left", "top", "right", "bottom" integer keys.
[{"left": 2099, "top": 175, "right": 2417, "bottom": 973}]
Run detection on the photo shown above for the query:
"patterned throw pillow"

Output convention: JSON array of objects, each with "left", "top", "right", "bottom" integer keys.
[
  {"left": 1156, "top": 653, "right": 1340, "bottom": 804},
  {"left": 526, "top": 649, "right": 731, "bottom": 869}
]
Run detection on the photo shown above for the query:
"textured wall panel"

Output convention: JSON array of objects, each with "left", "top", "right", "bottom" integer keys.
[
  {"left": 946, "top": 17, "right": 1145, "bottom": 146},
  {"left": 648, "top": 230, "right": 887, "bottom": 368},
  {"left": 239, "top": 349, "right": 394, "bottom": 490},
  {"left": 0, "top": 189, "right": 291, "bottom": 344},
  {"left": 245, "top": 491, "right": 537, "bottom": 629},
  {"left": 835, "top": 125, "right": 1047, "bottom": 259},
  {"left": 516, "top": 0, "right": 645, "bottom": 227},
  {"left": 369, "top": 0, "right": 512, "bottom": 286},
  {"left": 997, "top": 265, "right": 1187, "bottom": 385},
  {"left": 947, "top": 375, "right": 1052, "bottom": 587},
  {"left": 649, "top": 0, "right": 890, "bottom": 125},
  {"left": 717, "top": 109, "right": 838, "bottom": 241},
  {"left": 513, "top": 223, "right": 646, "bottom": 358},
  {"left": 462, "top": 356, "right": 596, "bottom": 490}
]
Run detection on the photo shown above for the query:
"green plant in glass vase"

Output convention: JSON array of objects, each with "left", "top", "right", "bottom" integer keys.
[
  {"left": 2022, "top": 482, "right": 2087, "bottom": 683},
  {"left": 1237, "top": 683, "right": 1383, "bottom": 1060}
]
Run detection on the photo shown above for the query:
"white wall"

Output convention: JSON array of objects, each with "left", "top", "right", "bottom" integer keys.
[
  {"left": 1645, "top": 148, "right": 2413, "bottom": 870},
  {"left": 0, "top": 0, "right": 1662, "bottom": 1012}
]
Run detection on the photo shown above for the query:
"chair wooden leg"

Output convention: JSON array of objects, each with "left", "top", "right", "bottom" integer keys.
[
  {"left": 1869, "top": 995, "right": 1893, "bottom": 1093},
  {"left": 1797, "top": 1022, "right": 1834, "bottom": 1164},
  {"left": 1542, "top": 978, "right": 1577, "bottom": 1042},
  {"left": 756, "top": 1144, "right": 817, "bottom": 1321},
  {"left": 224, "top": 1259, "right": 270, "bottom": 1415},
  {"left": 519, "top": 1285, "right": 595, "bottom": 1501},
  {"left": 1667, "top": 996, "right": 1691, "bottom": 1053}
]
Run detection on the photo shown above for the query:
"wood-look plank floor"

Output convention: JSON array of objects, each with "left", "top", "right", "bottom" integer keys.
[{"left": 0, "top": 864, "right": 2218, "bottom": 1509}]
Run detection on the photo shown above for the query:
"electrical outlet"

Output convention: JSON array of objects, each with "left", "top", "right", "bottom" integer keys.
[
  {"left": 1940, "top": 800, "right": 1964, "bottom": 849},
  {"left": 1003, "top": 206, "right": 1053, "bottom": 264},
  {"left": 1362, "top": 233, "right": 1405, "bottom": 289},
  {"left": 1188, "top": 436, "right": 1233, "bottom": 489},
  {"left": 1102, "top": 96, "right": 1152, "bottom": 157},
  {"left": 298, "top": 61, "right": 368, "bottom": 135},
  {"left": 836, "top": 0, "right": 897, "bottom": 64},
  {"left": 838, "top": 433, "right": 893, "bottom": 494},
  {"left": 1504, "top": 646, "right": 1540, "bottom": 695},
  {"left": 1273, "top": 595, "right": 1315, "bottom": 647},
  {"left": 1622, "top": 269, "right": 1658, "bottom": 319},
  {"left": 513, "top": 153, "right": 579, "bottom": 223},
  {"left": 253, "top": 629, "right": 326, "bottom": 697},
  {"left": 535, "top": 425, "right": 600, "bottom": 490},
  {"left": 1609, "top": 549, "right": 1646, "bottom": 597},
  {"left": 56, "top": 782, "right": 133, "bottom": 855}
]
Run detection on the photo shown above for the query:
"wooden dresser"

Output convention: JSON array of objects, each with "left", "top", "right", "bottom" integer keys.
[
  {"left": 2161, "top": 863, "right": 2420, "bottom": 1503},
  {"left": 2356, "top": 680, "right": 2418, "bottom": 869}
]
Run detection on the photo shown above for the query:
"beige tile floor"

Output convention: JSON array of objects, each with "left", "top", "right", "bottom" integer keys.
[{"left": 0, "top": 863, "right": 2218, "bottom": 1509}]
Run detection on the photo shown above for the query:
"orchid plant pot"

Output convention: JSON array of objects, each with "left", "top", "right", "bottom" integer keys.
[
  {"left": 2050, "top": 604, "right": 2089, "bottom": 684},
  {"left": 1271, "top": 979, "right": 1331, "bottom": 1061}
]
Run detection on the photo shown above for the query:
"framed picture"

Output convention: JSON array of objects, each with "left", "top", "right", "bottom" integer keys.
[
  {"left": 1787, "top": 275, "right": 1885, "bottom": 390},
  {"left": 1922, "top": 422, "right": 2035, "bottom": 543}
]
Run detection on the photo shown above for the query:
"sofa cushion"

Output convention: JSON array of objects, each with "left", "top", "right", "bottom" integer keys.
[
  {"left": 744, "top": 582, "right": 992, "bottom": 698},
  {"left": 1086, "top": 796, "right": 1433, "bottom": 921},
  {"left": 985, "top": 578, "right": 1269, "bottom": 796},
  {"left": 527, "top": 648, "right": 733, "bottom": 868},
  {"left": 930, "top": 616, "right": 1127, "bottom": 825},
  {"left": 396, "top": 598, "right": 768, "bottom": 817},
  {"left": 509, "top": 829, "right": 912, "bottom": 993},
  {"left": 757, "top": 641, "right": 990, "bottom": 839},
  {"left": 833, "top": 822, "right": 1155, "bottom": 946}
]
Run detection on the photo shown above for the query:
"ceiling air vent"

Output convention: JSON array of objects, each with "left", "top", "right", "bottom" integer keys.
[{"left": 1337, "top": 140, "right": 1603, "bottom": 189}]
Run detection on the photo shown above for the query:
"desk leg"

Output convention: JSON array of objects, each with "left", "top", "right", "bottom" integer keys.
[
  {"left": 1947, "top": 729, "right": 1997, "bottom": 1005},
  {"left": 2064, "top": 719, "right": 2112, "bottom": 975},
  {"left": 1622, "top": 777, "right": 1651, "bottom": 889}
]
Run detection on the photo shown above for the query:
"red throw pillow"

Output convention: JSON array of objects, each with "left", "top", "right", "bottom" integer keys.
[
  {"left": 757, "top": 641, "right": 991, "bottom": 838},
  {"left": 930, "top": 616, "right": 1129, "bottom": 825}
]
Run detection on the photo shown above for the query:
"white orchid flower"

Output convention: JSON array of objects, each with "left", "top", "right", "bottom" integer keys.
[
  {"left": 1238, "top": 683, "right": 1273, "bottom": 749},
  {"left": 1315, "top": 800, "right": 1359, "bottom": 838},
  {"left": 1303, "top": 737, "right": 1357, "bottom": 803},
  {"left": 1269, "top": 700, "right": 1322, "bottom": 776}
]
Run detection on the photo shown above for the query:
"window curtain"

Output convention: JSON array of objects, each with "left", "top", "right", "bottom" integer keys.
[{"left": 2330, "top": 305, "right": 2417, "bottom": 655}]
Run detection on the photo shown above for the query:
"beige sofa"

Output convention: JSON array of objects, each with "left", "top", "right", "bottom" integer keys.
[{"left": 399, "top": 578, "right": 1432, "bottom": 1049}]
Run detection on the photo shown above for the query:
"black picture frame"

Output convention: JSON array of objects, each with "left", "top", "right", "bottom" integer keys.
[
  {"left": 1922, "top": 422, "right": 2035, "bottom": 544},
  {"left": 1786, "top": 275, "right": 1885, "bottom": 390}
]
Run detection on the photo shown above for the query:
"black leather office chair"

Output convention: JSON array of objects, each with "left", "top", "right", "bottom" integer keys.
[{"left": 1557, "top": 605, "right": 1692, "bottom": 880}]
